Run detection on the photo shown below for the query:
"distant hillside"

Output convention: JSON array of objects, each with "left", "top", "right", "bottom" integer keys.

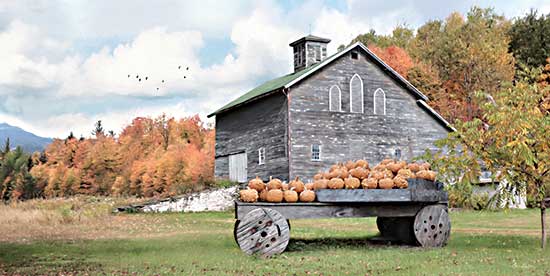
[{"left": 0, "top": 123, "right": 52, "bottom": 152}]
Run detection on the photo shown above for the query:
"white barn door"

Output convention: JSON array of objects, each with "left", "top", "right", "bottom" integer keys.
[{"left": 229, "top": 152, "right": 247, "bottom": 183}]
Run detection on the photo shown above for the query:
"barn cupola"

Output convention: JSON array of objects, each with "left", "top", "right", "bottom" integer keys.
[{"left": 289, "top": 35, "right": 331, "bottom": 72}]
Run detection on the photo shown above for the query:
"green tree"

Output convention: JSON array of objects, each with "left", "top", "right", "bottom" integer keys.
[
  {"left": 424, "top": 82, "right": 550, "bottom": 248},
  {"left": 1, "top": 137, "right": 10, "bottom": 159},
  {"left": 351, "top": 25, "right": 414, "bottom": 49},
  {"left": 0, "top": 146, "right": 35, "bottom": 201},
  {"left": 509, "top": 10, "right": 550, "bottom": 70},
  {"left": 92, "top": 120, "right": 104, "bottom": 137}
]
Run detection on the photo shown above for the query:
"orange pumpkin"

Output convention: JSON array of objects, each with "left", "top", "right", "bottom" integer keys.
[
  {"left": 259, "top": 188, "right": 268, "bottom": 201},
  {"left": 407, "top": 163, "right": 421, "bottom": 173},
  {"left": 378, "top": 178, "right": 394, "bottom": 189},
  {"left": 267, "top": 176, "right": 283, "bottom": 190},
  {"left": 313, "top": 178, "right": 329, "bottom": 190},
  {"left": 380, "top": 158, "right": 394, "bottom": 165},
  {"left": 362, "top": 178, "right": 378, "bottom": 189},
  {"left": 345, "top": 160, "right": 356, "bottom": 170},
  {"left": 289, "top": 176, "right": 305, "bottom": 193},
  {"left": 313, "top": 172, "right": 324, "bottom": 181},
  {"left": 397, "top": 168, "right": 415, "bottom": 179},
  {"left": 344, "top": 176, "right": 361, "bottom": 189},
  {"left": 248, "top": 176, "right": 265, "bottom": 192},
  {"left": 266, "top": 189, "right": 284, "bottom": 203},
  {"left": 393, "top": 176, "right": 408, "bottom": 189},
  {"left": 355, "top": 159, "right": 369, "bottom": 168},
  {"left": 283, "top": 189, "right": 298, "bottom": 203},
  {"left": 299, "top": 189, "right": 316, "bottom": 202},
  {"left": 240, "top": 188, "right": 259, "bottom": 202},
  {"left": 328, "top": 178, "right": 345, "bottom": 189}
]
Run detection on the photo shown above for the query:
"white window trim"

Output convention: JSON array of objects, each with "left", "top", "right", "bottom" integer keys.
[
  {"left": 329, "top": 85, "right": 342, "bottom": 112},
  {"left": 349, "top": 73, "right": 364, "bottom": 113},
  {"left": 373, "top": 88, "right": 387, "bottom": 115},
  {"left": 311, "top": 144, "right": 321, "bottom": 161},
  {"left": 258, "top": 147, "right": 265, "bottom": 165}
]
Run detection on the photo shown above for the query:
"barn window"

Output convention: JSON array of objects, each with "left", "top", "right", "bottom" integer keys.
[
  {"left": 351, "top": 51, "right": 359, "bottom": 60},
  {"left": 394, "top": 148, "right": 401, "bottom": 160},
  {"left": 350, "top": 74, "right": 364, "bottom": 113},
  {"left": 374, "top": 88, "right": 386, "bottom": 115},
  {"left": 314, "top": 45, "right": 322, "bottom": 62},
  {"left": 311, "top": 144, "right": 321, "bottom": 161},
  {"left": 258, "top": 147, "right": 265, "bottom": 165},
  {"left": 329, "top": 85, "right": 342, "bottom": 112}
]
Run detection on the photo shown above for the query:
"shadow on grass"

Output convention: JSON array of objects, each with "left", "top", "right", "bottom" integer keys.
[
  {"left": 286, "top": 232, "right": 544, "bottom": 253},
  {"left": 286, "top": 236, "right": 415, "bottom": 252}
]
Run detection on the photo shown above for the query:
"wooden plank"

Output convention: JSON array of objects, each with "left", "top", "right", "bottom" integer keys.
[
  {"left": 235, "top": 202, "right": 426, "bottom": 220},
  {"left": 411, "top": 190, "right": 448, "bottom": 202},
  {"left": 316, "top": 189, "right": 411, "bottom": 203}
]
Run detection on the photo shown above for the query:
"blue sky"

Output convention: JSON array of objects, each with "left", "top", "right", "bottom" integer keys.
[{"left": 1, "top": 0, "right": 549, "bottom": 138}]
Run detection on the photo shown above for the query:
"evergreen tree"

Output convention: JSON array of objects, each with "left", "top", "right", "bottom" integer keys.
[
  {"left": 92, "top": 120, "right": 104, "bottom": 137},
  {"left": 509, "top": 10, "right": 550, "bottom": 70}
]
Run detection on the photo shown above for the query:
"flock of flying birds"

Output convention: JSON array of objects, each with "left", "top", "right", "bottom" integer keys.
[{"left": 128, "top": 65, "right": 190, "bottom": 92}]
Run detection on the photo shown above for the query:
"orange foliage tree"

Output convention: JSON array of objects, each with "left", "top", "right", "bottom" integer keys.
[{"left": 30, "top": 114, "right": 215, "bottom": 198}]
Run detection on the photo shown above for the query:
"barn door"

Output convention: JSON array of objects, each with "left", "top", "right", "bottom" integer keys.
[{"left": 229, "top": 152, "right": 247, "bottom": 183}]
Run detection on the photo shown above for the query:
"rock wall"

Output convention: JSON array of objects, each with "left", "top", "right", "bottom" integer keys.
[{"left": 140, "top": 186, "right": 238, "bottom": 213}]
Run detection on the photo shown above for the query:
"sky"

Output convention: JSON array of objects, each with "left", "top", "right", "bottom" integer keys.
[{"left": 1, "top": 0, "right": 549, "bottom": 138}]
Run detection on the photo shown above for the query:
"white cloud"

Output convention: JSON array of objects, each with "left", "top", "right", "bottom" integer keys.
[{"left": 2, "top": 0, "right": 550, "bottom": 139}]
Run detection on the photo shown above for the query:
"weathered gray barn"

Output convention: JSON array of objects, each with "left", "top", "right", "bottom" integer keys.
[{"left": 208, "top": 35, "right": 453, "bottom": 183}]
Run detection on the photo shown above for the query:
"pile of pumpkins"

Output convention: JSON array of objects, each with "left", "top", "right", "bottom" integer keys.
[
  {"left": 312, "top": 159, "right": 436, "bottom": 190},
  {"left": 239, "top": 176, "right": 316, "bottom": 203},
  {"left": 239, "top": 159, "right": 437, "bottom": 203}
]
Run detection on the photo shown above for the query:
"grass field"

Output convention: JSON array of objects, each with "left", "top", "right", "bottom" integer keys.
[{"left": 0, "top": 197, "right": 549, "bottom": 275}]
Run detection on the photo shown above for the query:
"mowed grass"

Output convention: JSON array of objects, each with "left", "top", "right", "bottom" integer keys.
[{"left": 0, "top": 198, "right": 549, "bottom": 275}]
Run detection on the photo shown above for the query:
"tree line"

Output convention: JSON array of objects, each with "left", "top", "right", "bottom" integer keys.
[
  {"left": 345, "top": 7, "right": 549, "bottom": 123},
  {"left": 0, "top": 115, "right": 214, "bottom": 201}
]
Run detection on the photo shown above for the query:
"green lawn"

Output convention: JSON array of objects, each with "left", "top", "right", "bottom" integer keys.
[{"left": 0, "top": 207, "right": 548, "bottom": 275}]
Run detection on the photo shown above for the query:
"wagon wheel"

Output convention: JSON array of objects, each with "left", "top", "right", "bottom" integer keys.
[
  {"left": 233, "top": 220, "right": 240, "bottom": 246},
  {"left": 235, "top": 208, "right": 290, "bottom": 256},
  {"left": 413, "top": 204, "right": 451, "bottom": 247}
]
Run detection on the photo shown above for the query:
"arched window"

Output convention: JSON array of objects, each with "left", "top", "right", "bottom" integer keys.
[
  {"left": 374, "top": 88, "right": 386, "bottom": 115},
  {"left": 329, "top": 85, "right": 341, "bottom": 112},
  {"left": 350, "top": 74, "right": 364, "bottom": 113}
]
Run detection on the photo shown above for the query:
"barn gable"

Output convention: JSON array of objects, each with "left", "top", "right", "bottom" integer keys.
[{"left": 208, "top": 42, "right": 453, "bottom": 132}]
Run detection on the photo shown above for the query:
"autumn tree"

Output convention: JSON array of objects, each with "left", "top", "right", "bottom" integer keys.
[
  {"left": 409, "top": 7, "right": 515, "bottom": 121},
  {"left": 368, "top": 45, "right": 414, "bottom": 77},
  {"left": 424, "top": 82, "right": 550, "bottom": 248}
]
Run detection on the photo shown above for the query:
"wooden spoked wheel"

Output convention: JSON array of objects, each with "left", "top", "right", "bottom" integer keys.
[
  {"left": 413, "top": 204, "right": 451, "bottom": 247},
  {"left": 235, "top": 208, "right": 290, "bottom": 256}
]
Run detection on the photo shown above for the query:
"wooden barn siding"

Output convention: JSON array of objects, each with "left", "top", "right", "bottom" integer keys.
[
  {"left": 214, "top": 92, "right": 289, "bottom": 182},
  {"left": 288, "top": 48, "right": 449, "bottom": 182}
]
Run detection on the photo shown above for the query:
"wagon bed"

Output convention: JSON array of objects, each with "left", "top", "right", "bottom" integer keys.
[{"left": 234, "top": 179, "right": 451, "bottom": 256}]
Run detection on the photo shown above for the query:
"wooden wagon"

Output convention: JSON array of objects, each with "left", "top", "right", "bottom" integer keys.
[{"left": 233, "top": 179, "right": 450, "bottom": 256}]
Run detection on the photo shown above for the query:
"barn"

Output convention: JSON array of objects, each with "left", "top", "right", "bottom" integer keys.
[{"left": 208, "top": 35, "right": 453, "bottom": 183}]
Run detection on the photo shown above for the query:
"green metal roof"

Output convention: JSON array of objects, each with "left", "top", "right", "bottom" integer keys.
[{"left": 207, "top": 60, "right": 325, "bottom": 117}]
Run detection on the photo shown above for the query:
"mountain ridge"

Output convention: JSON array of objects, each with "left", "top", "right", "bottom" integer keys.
[{"left": 0, "top": 122, "right": 52, "bottom": 152}]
